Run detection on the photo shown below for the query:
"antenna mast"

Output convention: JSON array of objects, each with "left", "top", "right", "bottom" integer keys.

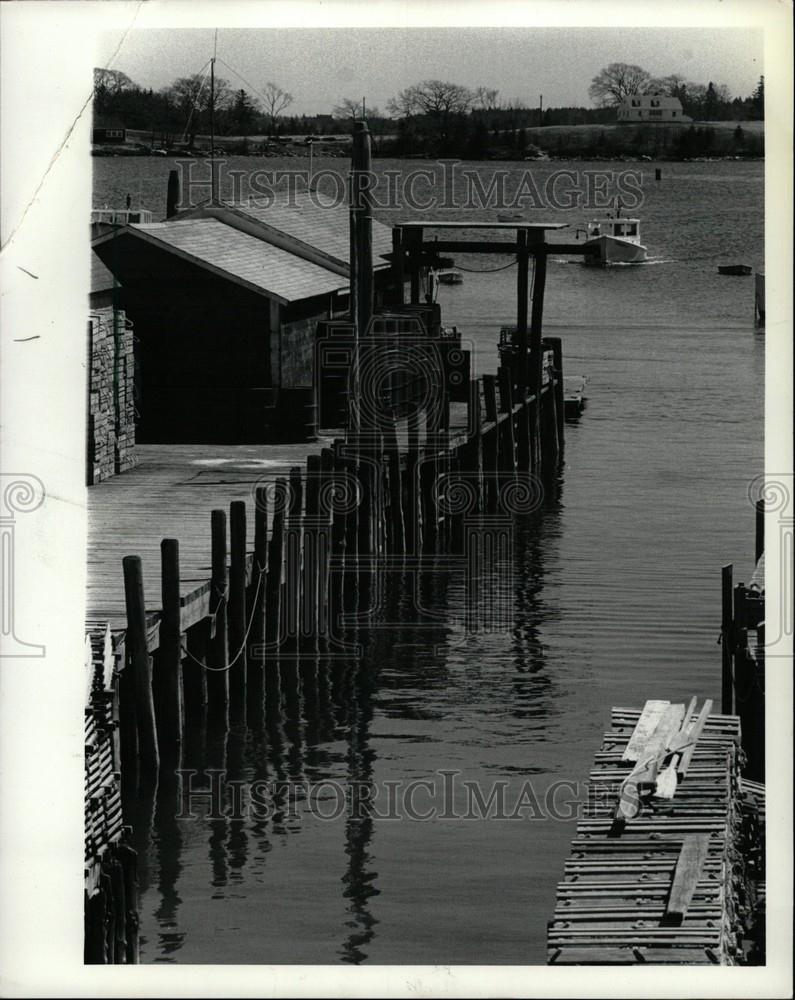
[{"left": 210, "top": 29, "right": 218, "bottom": 201}]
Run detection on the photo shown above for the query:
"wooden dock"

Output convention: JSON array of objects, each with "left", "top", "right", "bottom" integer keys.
[
  {"left": 547, "top": 701, "right": 765, "bottom": 966},
  {"left": 87, "top": 441, "right": 327, "bottom": 638}
]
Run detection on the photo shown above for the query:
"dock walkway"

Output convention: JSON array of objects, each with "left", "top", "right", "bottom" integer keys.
[
  {"left": 87, "top": 442, "right": 326, "bottom": 636},
  {"left": 86, "top": 403, "right": 472, "bottom": 643}
]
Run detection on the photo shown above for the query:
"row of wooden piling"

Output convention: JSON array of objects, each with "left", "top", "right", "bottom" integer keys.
[
  {"left": 115, "top": 352, "right": 564, "bottom": 778},
  {"left": 720, "top": 499, "right": 765, "bottom": 782}
]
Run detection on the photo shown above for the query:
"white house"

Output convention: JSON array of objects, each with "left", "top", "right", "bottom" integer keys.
[{"left": 617, "top": 94, "right": 692, "bottom": 123}]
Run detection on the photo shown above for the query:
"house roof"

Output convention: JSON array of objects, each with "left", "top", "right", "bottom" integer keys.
[
  {"left": 93, "top": 218, "right": 352, "bottom": 304},
  {"left": 177, "top": 192, "right": 394, "bottom": 272},
  {"left": 93, "top": 116, "right": 126, "bottom": 130},
  {"left": 91, "top": 251, "right": 119, "bottom": 294},
  {"left": 238, "top": 197, "right": 393, "bottom": 265}
]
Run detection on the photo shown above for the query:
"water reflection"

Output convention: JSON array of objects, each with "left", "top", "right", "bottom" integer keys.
[{"left": 132, "top": 474, "right": 564, "bottom": 964}]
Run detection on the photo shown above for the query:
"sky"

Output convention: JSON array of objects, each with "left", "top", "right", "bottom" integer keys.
[{"left": 98, "top": 26, "right": 763, "bottom": 116}]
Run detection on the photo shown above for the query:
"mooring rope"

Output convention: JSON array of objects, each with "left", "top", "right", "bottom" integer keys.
[
  {"left": 454, "top": 259, "right": 519, "bottom": 274},
  {"left": 179, "top": 560, "right": 267, "bottom": 671}
]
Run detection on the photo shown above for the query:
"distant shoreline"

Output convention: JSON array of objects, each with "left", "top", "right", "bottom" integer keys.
[{"left": 92, "top": 118, "right": 765, "bottom": 163}]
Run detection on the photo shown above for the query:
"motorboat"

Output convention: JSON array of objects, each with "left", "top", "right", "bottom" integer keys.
[
  {"left": 435, "top": 268, "right": 463, "bottom": 285},
  {"left": 578, "top": 214, "right": 647, "bottom": 266},
  {"left": 717, "top": 264, "right": 752, "bottom": 276}
]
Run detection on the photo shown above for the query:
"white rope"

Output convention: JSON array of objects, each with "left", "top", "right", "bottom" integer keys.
[{"left": 180, "top": 561, "right": 266, "bottom": 672}]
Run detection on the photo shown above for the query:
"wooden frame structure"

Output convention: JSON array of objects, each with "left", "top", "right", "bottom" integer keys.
[{"left": 390, "top": 221, "right": 597, "bottom": 393}]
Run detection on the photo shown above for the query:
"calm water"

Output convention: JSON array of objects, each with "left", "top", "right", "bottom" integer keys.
[{"left": 95, "top": 158, "right": 764, "bottom": 963}]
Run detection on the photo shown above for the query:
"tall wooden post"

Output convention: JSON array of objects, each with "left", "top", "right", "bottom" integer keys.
[
  {"left": 265, "top": 480, "right": 286, "bottom": 656},
  {"left": 755, "top": 499, "right": 764, "bottom": 563},
  {"left": 482, "top": 374, "right": 499, "bottom": 513},
  {"left": 351, "top": 121, "right": 373, "bottom": 340},
  {"left": 285, "top": 467, "right": 304, "bottom": 650},
  {"left": 407, "top": 227, "right": 423, "bottom": 305},
  {"left": 122, "top": 555, "right": 159, "bottom": 774},
  {"left": 721, "top": 564, "right": 734, "bottom": 715},
  {"left": 392, "top": 226, "right": 405, "bottom": 306},
  {"left": 516, "top": 228, "right": 530, "bottom": 392},
  {"left": 251, "top": 484, "right": 269, "bottom": 688},
  {"left": 166, "top": 169, "right": 180, "bottom": 219},
  {"left": 208, "top": 509, "right": 229, "bottom": 717},
  {"left": 529, "top": 243, "right": 548, "bottom": 400},
  {"left": 545, "top": 336, "right": 565, "bottom": 459},
  {"left": 159, "top": 538, "right": 184, "bottom": 747},
  {"left": 228, "top": 501, "right": 248, "bottom": 711}
]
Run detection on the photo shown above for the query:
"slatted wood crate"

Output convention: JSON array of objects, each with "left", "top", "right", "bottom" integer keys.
[
  {"left": 84, "top": 623, "right": 139, "bottom": 963},
  {"left": 547, "top": 700, "right": 763, "bottom": 966}
]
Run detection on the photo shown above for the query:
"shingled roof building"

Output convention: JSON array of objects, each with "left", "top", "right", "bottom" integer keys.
[{"left": 92, "top": 195, "right": 396, "bottom": 443}]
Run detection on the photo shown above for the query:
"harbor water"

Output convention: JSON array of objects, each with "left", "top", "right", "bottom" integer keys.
[{"left": 94, "top": 158, "right": 763, "bottom": 963}]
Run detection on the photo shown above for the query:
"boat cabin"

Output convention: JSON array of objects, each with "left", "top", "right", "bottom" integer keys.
[{"left": 586, "top": 218, "right": 642, "bottom": 243}]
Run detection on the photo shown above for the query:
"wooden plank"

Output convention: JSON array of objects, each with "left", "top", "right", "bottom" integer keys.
[
  {"left": 676, "top": 700, "right": 714, "bottom": 778},
  {"left": 623, "top": 700, "right": 670, "bottom": 762},
  {"left": 643, "top": 703, "right": 686, "bottom": 760},
  {"left": 664, "top": 834, "right": 711, "bottom": 923}
]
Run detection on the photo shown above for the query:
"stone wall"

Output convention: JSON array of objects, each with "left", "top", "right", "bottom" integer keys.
[{"left": 88, "top": 307, "right": 136, "bottom": 484}]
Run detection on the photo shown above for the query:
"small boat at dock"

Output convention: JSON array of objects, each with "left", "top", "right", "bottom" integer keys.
[
  {"left": 718, "top": 264, "right": 752, "bottom": 276},
  {"left": 564, "top": 375, "right": 588, "bottom": 418},
  {"left": 435, "top": 268, "right": 463, "bottom": 285},
  {"left": 577, "top": 214, "right": 647, "bottom": 266}
]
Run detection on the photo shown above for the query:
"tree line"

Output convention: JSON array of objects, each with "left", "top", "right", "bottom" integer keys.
[{"left": 94, "top": 65, "right": 764, "bottom": 160}]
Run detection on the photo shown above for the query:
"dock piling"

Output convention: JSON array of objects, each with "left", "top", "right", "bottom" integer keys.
[
  {"left": 122, "top": 555, "right": 159, "bottom": 774},
  {"left": 208, "top": 509, "right": 229, "bottom": 717},
  {"left": 158, "top": 538, "right": 184, "bottom": 748},
  {"left": 229, "top": 500, "right": 248, "bottom": 712}
]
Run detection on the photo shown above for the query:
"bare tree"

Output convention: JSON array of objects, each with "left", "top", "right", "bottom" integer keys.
[
  {"left": 94, "top": 68, "right": 135, "bottom": 96},
  {"left": 472, "top": 86, "right": 500, "bottom": 110},
  {"left": 588, "top": 63, "right": 651, "bottom": 107},
  {"left": 388, "top": 79, "right": 473, "bottom": 119},
  {"left": 163, "top": 73, "right": 232, "bottom": 146},
  {"left": 262, "top": 81, "right": 294, "bottom": 132},
  {"left": 645, "top": 73, "right": 688, "bottom": 98},
  {"left": 334, "top": 97, "right": 363, "bottom": 119}
]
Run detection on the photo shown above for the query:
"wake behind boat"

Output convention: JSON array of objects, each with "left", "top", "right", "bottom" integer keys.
[{"left": 578, "top": 214, "right": 648, "bottom": 266}]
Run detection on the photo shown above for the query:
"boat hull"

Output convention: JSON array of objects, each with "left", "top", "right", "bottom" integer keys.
[{"left": 584, "top": 235, "right": 647, "bottom": 266}]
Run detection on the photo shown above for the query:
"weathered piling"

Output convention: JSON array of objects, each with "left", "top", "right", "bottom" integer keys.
[
  {"left": 721, "top": 564, "right": 734, "bottom": 714},
  {"left": 208, "top": 509, "right": 229, "bottom": 716},
  {"left": 248, "top": 485, "right": 269, "bottom": 711},
  {"left": 122, "top": 555, "right": 159, "bottom": 774},
  {"left": 303, "top": 454, "right": 322, "bottom": 651},
  {"left": 228, "top": 499, "right": 248, "bottom": 711},
  {"left": 264, "top": 479, "right": 286, "bottom": 708},
  {"left": 498, "top": 366, "right": 517, "bottom": 481},
  {"left": 284, "top": 466, "right": 304, "bottom": 649},
  {"left": 482, "top": 374, "right": 500, "bottom": 513},
  {"left": 157, "top": 538, "right": 184, "bottom": 749},
  {"left": 545, "top": 336, "right": 565, "bottom": 457}
]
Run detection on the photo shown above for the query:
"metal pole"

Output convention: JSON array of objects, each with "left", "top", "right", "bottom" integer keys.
[{"left": 210, "top": 58, "right": 216, "bottom": 201}]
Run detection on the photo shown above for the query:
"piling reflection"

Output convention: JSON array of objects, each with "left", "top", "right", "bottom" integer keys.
[{"left": 134, "top": 469, "right": 559, "bottom": 964}]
